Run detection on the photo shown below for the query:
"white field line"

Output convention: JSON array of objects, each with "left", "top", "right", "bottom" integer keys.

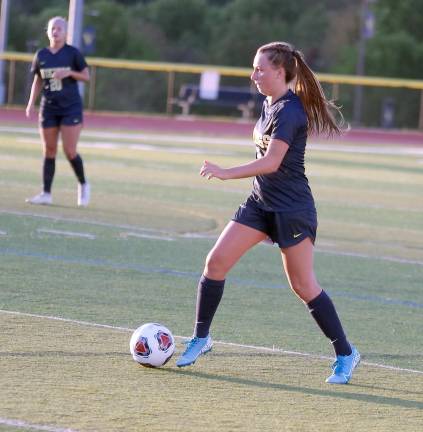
[
  {"left": 3, "top": 126, "right": 249, "bottom": 147},
  {"left": 315, "top": 248, "right": 423, "bottom": 266},
  {"left": 36, "top": 228, "right": 96, "bottom": 240},
  {"left": 2, "top": 125, "right": 423, "bottom": 155},
  {"left": 309, "top": 143, "right": 423, "bottom": 156},
  {"left": 0, "top": 210, "right": 170, "bottom": 234},
  {"left": 0, "top": 417, "right": 79, "bottom": 432},
  {"left": 0, "top": 230, "right": 7, "bottom": 235},
  {"left": 22, "top": 136, "right": 423, "bottom": 156},
  {"left": 120, "top": 232, "right": 174, "bottom": 241},
  {"left": 18, "top": 138, "right": 231, "bottom": 156},
  {"left": 2, "top": 209, "right": 423, "bottom": 267},
  {"left": 1, "top": 309, "right": 422, "bottom": 375}
]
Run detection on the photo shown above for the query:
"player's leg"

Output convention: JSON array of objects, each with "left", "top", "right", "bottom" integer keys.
[
  {"left": 281, "top": 238, "right": 360, "bottom": 384},
  {"left": 26, "top": 124, "right": 59, "bottom": 205},
  {"left": 61, "top": 121, "right": 90, "bottom": 207},
  {"left": 176, "top": 221, "right": 267, "bottom": 367},
  {"left": 197, "top": 220, "right": 268, "bottom": 335}
]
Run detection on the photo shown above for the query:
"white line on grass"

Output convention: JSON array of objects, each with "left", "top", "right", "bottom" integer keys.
[
  {"left": 0, "top": 417, "right": 79, "bottom": 432},
  {"left": 36, "top": 228, "right": 96, "bottom": 240},
  {"left": 2, "top": 210, "right": 423, "bottom": 267},
  {"left": 1, "top": 309, "right": 422, "bottom": 375},
  {"left": 120, "top": 232, "right": 174, "bottom": 241},
  {"left": 18, "top": 137, "right": 232, "bottom": 156},
  {"left": 3, "top": 125, "right": 423, "bottom": 155},
  {"left": 309, "top": 143, "right": 423, "bottom": 156},
  {"left": 315, "top": 248, "right": 423, "bottom": 266},
  {"left": 1, "top": 210, "right": 169, "bottom": 234}
]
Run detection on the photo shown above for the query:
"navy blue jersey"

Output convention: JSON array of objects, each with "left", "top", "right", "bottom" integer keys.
[
  {"left": 251, "top": 89, "right": 315, "bottom": 212},
  {"left": 31, "top": 44, "right": 87, "bottom": 112}
]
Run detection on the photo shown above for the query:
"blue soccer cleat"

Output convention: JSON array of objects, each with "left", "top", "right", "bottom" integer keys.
[
  {"left": 176, "top": 335, "right": 213, "bottom": 367},
  {"left": 326, "top": 345, "right": 361, "bottom": 384}
]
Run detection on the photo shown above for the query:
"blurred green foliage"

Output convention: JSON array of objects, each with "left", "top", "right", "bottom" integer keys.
[{"left": 5, "top": 0, "right": 423, "bottom": 127}]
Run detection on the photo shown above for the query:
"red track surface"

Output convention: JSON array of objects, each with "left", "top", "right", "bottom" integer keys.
[{"left": 1, "top": 107, "right": 422, "bottom": 145}]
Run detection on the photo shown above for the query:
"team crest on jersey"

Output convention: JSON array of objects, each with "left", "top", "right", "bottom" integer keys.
[
  {"left": 155, "top": 331, "right": 173, "bottom": 352},
  {"left": 134, "top": 337, "right": 151, "bottom": 357},
  {"left": 253, "top": 129, "right": 271, "bottom": 156}
]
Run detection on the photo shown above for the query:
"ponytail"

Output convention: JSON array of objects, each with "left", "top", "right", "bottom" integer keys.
[
  {"left": 292, "top": 50, "right": 344, "bottom": 136},
  {"left": 258, "top": 42, "right": 345, "bottom": 136}
]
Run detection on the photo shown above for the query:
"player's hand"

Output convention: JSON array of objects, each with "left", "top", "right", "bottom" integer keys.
[
  {"left": 25, "top": 104, "right": 34, "bottom": 118},
  {"left": 200, "top": 160, "right": 227, "bottom": 180}
]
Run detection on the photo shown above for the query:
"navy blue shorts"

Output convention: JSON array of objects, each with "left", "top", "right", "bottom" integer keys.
[
  {"left": 232, "top": 196, "right": 317, "bottom": 248},
  {"left": 39, "top": 110, "right": 83, "bottom": 129}
]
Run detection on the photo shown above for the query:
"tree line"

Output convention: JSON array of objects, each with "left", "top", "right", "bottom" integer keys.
[{"left": 7, "top": 0, "right": 423, "bottom": 127}]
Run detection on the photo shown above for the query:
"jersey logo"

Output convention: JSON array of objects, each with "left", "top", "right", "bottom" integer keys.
[
  {"left": 40, "top": 67, "right": 70, "bottom": 79},
  {"left": 253, "top": 129, "right": 271, "bottom": 156}
]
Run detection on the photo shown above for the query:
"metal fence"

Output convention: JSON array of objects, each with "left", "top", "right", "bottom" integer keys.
[{"left": 1, "top": 51, "right": 423, "bottom": 129}]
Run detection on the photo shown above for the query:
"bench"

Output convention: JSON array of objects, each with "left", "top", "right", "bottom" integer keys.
[{"left": 172, "top": 84, "right": 264, "bottom": 119}]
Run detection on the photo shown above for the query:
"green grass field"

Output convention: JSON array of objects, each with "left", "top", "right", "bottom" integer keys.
[{"left": 0, "top": 123, "right": 422, "bottom": 431}]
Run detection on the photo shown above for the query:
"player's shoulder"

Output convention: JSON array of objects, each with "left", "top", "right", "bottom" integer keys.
[
  {"left": 34, "top": 47, "right": 49, "bottom": 58},
  {"left": 280, "top": 90, "right": 302, "bottom": 109},
  {"left": 61, "top": 43, "right": 74, "bottom": 53},
  {"left": 63, "top": 44, "right": 84, "bottom": 57},
  {"left": 275, "top": 91, "right": 304, "bottom": 118}
]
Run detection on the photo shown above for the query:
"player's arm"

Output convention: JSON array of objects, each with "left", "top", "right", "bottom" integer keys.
[
  {"left": 53, "top": 67, "right": 90, "bottom": 82},
  {"left": 200, "top": 138, "right": 289, "bottom": 180},
  {"left": 25, "top": 75, "right": 43, "bottom": 118}
]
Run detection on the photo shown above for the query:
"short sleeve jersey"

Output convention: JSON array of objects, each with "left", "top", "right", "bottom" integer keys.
[
  {"left": 31, "top": 44, "right": 87, "bottom": 112},
  {"left": 251, "top": 89, "right": 315, "bottom": 212}
]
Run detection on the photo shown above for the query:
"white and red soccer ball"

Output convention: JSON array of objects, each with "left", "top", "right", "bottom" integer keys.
[{"left": 130, "top": 323, "right": 175, "bottom": 367}]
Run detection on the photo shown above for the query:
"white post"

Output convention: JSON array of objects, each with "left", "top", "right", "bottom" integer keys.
[
  {"left": 68, "top": 0, "right": 84, "bottom": 48},
  {"left": 68, "top": 0, "right": 85, "bottom": 97},
  {"left": 353, "top": 0, "right": 377, "bottom": 126},
  {"left": 0, "top": 0, "right": 10, "bottom": 105}
]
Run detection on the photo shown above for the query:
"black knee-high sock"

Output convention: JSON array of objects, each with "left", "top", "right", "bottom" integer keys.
[
  {"left": 43, "top": 157, "right": 55, "bottom": 193},
  {"left": 307, "top": 290, "right": 351, "bottom": 356},
  {"left": 69, "top": 154, "right": 86, "bottom": 184},
  {"left": 194, "top": 275, "right": 225, "bottom": 338}
]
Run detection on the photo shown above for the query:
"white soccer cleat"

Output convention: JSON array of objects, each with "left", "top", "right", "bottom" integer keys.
[
  {"left": 78, "top": 182, "right": 90, "bottom": 207},
  {"left": 25, "top": 192, "right": 52, "bottom": 205}
]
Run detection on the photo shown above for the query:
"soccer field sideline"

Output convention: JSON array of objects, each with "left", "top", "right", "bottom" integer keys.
[{"left": 1, "top": 309, "right": 422, "bottom": 376}]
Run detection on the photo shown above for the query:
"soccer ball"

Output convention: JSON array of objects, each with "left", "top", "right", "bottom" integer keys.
[{"left": 129, "top": 323, "right": 175, "bottom": 367}]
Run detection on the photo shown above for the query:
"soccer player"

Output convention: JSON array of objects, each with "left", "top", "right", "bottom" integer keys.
[
  {"left": 176, "top": 42, "right": 360, "bottom": 384},
  {"left": 25, "top": 16, "right": 90, "bottom": 207}
]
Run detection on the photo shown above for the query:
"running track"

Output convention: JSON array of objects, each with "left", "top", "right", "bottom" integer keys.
[{"left": 1, "top": 106, "right": 422, "bottom": 145}]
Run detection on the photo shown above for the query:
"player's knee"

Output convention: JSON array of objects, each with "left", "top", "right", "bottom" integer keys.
[
  {"left": 44, "top": 148, "right": 57, "bottom": 158},
  {"left": 64, "top": 149, "right": 77, "bottom": 160},
  {"left": 204, "top": 250, "right": 229, "bottom": 278},
  {"left": 289, "top": 277, "right": 321, "bottom": 302}
]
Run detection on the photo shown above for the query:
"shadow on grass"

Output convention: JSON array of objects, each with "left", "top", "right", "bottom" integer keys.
[
  {"left": 353, "top": 383, "right": 423, "bottom": 397},
  {"left": 159, "top": 368, "right": 423, "bottom": 410}
]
